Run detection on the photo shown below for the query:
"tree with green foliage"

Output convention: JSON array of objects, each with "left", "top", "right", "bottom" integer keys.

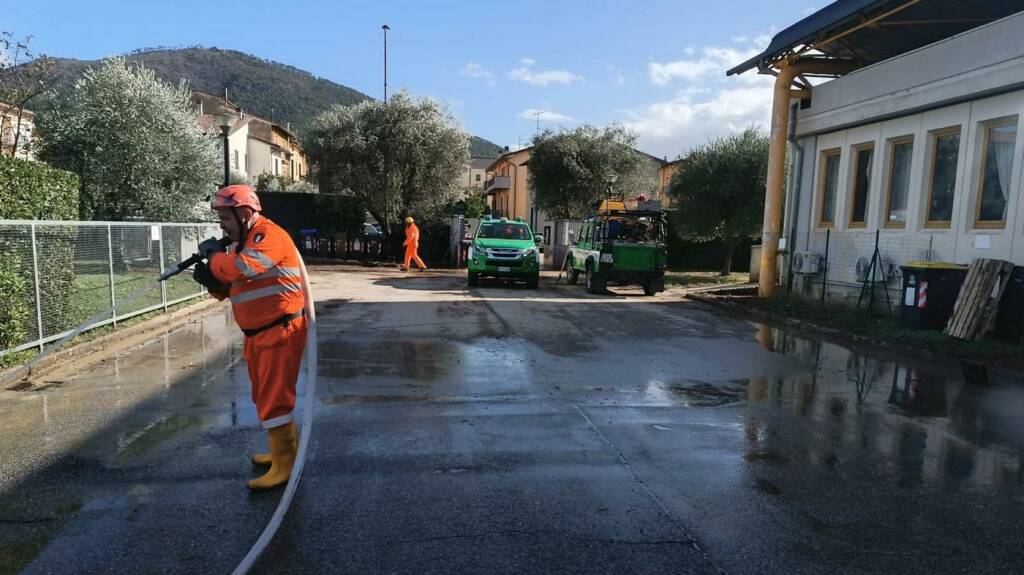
[
  {"left": 37, "top": 58, "right": 218, "bottom": 221},
  {"left": 530, "top": 125, "right": 655, "bottom": 219},
  {"left": 463, "top": 193, "right": 487, "bottom": 219},
  {"left": 255, "top": 173, "right": 317, "bottom": 194},
  {"left": 307, "top": 91, "right": 469, "bottom": 247},
  {"left": 668, "top": 128, "right": 769, "bottom": 275}
]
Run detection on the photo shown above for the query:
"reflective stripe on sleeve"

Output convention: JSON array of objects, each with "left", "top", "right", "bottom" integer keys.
[
  {"left": 242, "top": 248, "right": 276, "bottom": 269},
  {"left": 230, "top": 282, "right": 304, "bottom": 304},
  {"left": 252, "top": 266, "right": 302, "bottom": 280},
  {"left": 234, "top": 257, "right": 262, "bottom": 278}
]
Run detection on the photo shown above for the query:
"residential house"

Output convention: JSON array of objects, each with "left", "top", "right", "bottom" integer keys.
[
  {"left": 728, "top": 1, "right": 1024, "bottom": 304},
  {"left": 191, "top": 91, "right": 308, "bottom": 183},
  {"left": 1, "top": 102, "right": 36, "bottom": 160},
  {"left": 462, "top": 157, "right": 493, "bottom": 193},
  {"left": 657, "top": 160, "right": 679, "bottom": 208}
]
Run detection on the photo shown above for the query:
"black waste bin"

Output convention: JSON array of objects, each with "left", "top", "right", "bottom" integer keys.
[
  {"left": 995, "top": 266, "right": 1024, "bottom": 345},
  {"left": 899, "top": 261, "right": 968, "bottom": 331}
]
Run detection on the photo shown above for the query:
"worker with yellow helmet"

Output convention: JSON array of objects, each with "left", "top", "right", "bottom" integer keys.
[{"left": 401, "top": 216, "right": 427, "bottom": 272}]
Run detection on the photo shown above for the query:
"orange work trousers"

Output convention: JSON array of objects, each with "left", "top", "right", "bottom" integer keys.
[
  {"left": 403, "top": 245, "right": 426, "bottom": 270},
  {"left": 244, "top": 315, "right": 307, "bottom": 429}
]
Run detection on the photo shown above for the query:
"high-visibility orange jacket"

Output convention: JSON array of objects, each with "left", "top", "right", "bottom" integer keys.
[
  {"left": 403, "top": 224, "right": 420, "bottom": 248},
  {"left": 208, "top": 215, "right": 304, "bottom": 331}
]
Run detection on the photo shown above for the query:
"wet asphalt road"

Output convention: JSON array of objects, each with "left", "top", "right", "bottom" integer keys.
[{"left": 2, "top": 268, "right": 1024, "bottom": 574}]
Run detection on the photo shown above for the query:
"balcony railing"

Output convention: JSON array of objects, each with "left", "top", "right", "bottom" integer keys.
[{"left": 485, "top": 175, "right": 511, "bottom": 193}]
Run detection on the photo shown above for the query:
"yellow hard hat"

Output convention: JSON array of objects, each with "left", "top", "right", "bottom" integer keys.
[{"left": 404, "top": 216, "right": 414, "bottom": 224}]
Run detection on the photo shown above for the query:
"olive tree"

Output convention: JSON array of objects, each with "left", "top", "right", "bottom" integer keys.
[
  {"left": 306, "top": 91, "right": 469, "bottom": 246},
  {"left": 530, "top": 125, "right": 655, "bottom": 219},
  {"left": 38, "top": 58, "right": 218, "bottom": 221},
  {"left": 668, "top": 128, "right": 769, "bottom": 275}
]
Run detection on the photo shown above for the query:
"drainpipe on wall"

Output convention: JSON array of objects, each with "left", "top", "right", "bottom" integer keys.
[
  {"left": 785, "top": 102, "right": 804, "bottom": 295},
  {"left": 758, "top": 59, "right": 857, "bottom": 298}
]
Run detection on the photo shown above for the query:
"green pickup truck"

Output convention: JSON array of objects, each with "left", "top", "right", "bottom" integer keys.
[
  {"left": 467, "top": 217, "right": 543, "bottom": 288},
  {"left": 567, "top": 201, "right": 667, "bottom": 295}
]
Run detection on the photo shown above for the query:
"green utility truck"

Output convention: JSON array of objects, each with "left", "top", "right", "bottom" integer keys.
[
  {"left": 567, "top": 201, "right": 667, "bottom": 295},
  {"left": 467, "top": 217, "right": 543, "bottom": 288}
]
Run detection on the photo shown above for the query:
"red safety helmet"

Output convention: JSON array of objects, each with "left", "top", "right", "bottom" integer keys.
[{"left": 211, "top": 184, "right": 262, "bottom": 212}]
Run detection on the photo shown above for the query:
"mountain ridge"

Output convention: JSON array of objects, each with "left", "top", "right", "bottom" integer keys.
[{"left": 37, "top": 47, "right": 504, "bottom": 158}]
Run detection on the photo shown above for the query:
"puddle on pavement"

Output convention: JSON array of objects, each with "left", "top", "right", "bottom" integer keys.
[
  {"left": 736, "top": 322, "right": 1024, "bottom": 491},
  {"left": 320, "top": 393, "right": 441, "bottom": 405},
  {"left": 645, "top": 380, "right": 747, "bottom": 407},
  {"left": 115, "top": 414, "right": 203, "bottom": 464}
]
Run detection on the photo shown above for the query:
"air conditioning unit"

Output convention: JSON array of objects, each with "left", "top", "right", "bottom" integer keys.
[
  {"left": 855, "top": 256, "right": 899, "bottom": 283},
  {"left": 792, "top": 251, "right": 823, "bottom": 274}
]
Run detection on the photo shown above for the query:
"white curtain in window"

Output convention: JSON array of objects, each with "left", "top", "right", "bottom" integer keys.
[{"left": 992, "top": 127, "right": 1016, "bottom": 203}]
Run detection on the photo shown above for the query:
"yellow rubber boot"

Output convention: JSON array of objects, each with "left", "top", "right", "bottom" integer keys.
[
  {"left": 251, "top": 428, "right": 298, "bottom": 467},
  {"left": 247, "top": 422, "right": 297, "bottom": 491}
]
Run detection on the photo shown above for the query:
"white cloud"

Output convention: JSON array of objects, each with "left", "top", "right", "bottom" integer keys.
[
  {"left": 803, "top": 6, "right": 818, "bottom": 15},
  {"left": 621, "top": 84, "right": 772, "bottom": 157},
  {"left": 461, "top": 62, "right": 496, "bottom": 86},
  {"left": 623, "top": 35, "right": 779, "bottom": 157},
  {"left": 519, "top": 108, "right": 576, "bottom": 123},
  {"left": 649, "top": 45, "right": 762, "bottom": 85},
  {"left": 506, "top": 60, "right": 584, "bottom": 86}
]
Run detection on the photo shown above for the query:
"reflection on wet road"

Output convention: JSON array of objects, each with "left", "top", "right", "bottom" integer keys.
[{"left": 1, "top": 269, "right": 1022, "bottom": 574}]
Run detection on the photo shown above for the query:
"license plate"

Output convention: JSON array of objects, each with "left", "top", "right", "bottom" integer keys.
[
  {"left": 600, "top": 253, "right": 614, "bottom": 263},
  {"left": 498, "top": 266, "right": 511, "bottom": 272}
]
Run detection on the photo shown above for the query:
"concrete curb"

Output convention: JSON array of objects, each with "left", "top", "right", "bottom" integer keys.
[{"left": 2, "top": 296, "right": 222, "bottom": 391}]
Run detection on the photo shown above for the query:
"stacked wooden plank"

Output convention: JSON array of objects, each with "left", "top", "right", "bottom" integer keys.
[{"left": 944, "top": 259, "right": 1015, "bottom": 340}]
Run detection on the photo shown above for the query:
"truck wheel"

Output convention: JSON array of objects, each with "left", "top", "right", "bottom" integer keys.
[
  {"left": 468, "top": 271, "right": 479, "bottom": 287},
  {"left": 586, "top": 262, "right": 606, "bottom": 294},
  {"left": 567, "top": 258, "right": 580, "bottom": 285},
  {"left": 642, "top": 279, "right": 657, "bottom": 296},
  {"left": 527, "top": 273, "right": 540, "bottom": 289}
]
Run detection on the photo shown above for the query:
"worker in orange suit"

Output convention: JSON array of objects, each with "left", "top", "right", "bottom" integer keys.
[
  {"left": 190, "top": 184, "right": 307, "bottom": 491},
  {"left": 401, "top": 216, "right": 428, "bottom": 271}
]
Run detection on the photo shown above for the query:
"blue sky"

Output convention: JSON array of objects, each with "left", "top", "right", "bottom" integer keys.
[{"left": 3, "top": 0, "right": 821, "bottom": 158}]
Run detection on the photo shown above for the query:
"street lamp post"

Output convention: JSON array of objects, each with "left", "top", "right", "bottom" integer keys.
[
  {"left": 382, "top": 24, "right": 390, "bottom": 102},
  {"left": 216, "top": 113, "right": 234, "bottom": 187}
]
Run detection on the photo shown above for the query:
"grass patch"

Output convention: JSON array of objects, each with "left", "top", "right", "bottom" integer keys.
[{"left": 665, "top": 271, "right": 748, "bottom": 289}]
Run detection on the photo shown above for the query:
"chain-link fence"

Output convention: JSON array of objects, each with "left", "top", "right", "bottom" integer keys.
[
  {"left": 0, "top": 220, "right": 221, "bottom": 356},
  {"left": 807, "top": 229, "right": 934, "bottom": 286}
]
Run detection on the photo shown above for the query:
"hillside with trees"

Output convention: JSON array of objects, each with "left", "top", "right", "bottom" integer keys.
[{"left": 32, "top": 46, "right": 503, "bottom": 155}]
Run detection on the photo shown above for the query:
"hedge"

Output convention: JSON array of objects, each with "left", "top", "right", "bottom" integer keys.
[
  {"left": 0, "top": 156, "right": 80, "bottom": 351},
  {"left": 0, "top": 155, "right": 79, "bottom": 220}
]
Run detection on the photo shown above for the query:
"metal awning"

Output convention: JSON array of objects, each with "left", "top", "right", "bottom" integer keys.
[{"left": 728, "top": 0, "right": 1024, "bottom": 76}]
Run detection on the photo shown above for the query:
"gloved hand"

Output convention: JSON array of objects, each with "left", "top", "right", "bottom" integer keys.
[
  {"left": 198, "top": 237, "right": 226, "bottom": 259},
  {"left": 192, "top": 261, "right": 226, "bottom": 292}
]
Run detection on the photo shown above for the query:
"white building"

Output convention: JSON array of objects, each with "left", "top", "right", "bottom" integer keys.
[{"left": 730, "top": 1, "right": 1024, "bottom": 304}]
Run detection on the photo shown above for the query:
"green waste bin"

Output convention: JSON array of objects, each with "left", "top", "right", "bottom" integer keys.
[{"left": 899, "top": 261, "right": 968, "bottom": 331}]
